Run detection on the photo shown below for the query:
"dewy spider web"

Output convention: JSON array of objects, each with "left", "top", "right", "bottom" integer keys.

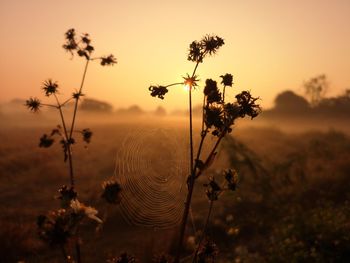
[{"left": 115, "top": 128, "right": 188, "bottom": 229}]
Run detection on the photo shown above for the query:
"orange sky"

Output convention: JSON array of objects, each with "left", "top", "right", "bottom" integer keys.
[{"left": 0, "top": 0, "right": 349, "bottom": 111}]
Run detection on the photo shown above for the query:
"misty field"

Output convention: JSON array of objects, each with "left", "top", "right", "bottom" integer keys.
[{"left": 1, "top": 116, "right": 350, "bottom": 262}]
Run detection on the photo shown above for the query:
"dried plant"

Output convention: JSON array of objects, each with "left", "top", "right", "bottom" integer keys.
[
  {"left": 26, "top": 28, "right": 117, "bottom": 263},
  {"left": 148, "top": 35, "right": 261, "bottom": 262}
]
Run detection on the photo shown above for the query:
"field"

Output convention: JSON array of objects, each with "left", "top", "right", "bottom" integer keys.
[{"left": 1, "top": 114, "right": 350, "bottom": 262}]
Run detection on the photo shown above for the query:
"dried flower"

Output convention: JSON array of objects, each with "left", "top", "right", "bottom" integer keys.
[
  {"left": 72, "top": 91, "right": 84, "bottom": 100},
  {"left": 60, "top": 138, "right": 75, "bottom": 162},
  {"left": 187, "top": 35, "right": 224, "bottom": 63},
  {"left": 39, "top": 134, "right": 54, "bottom": 148},
  {"left": 25, "top": 97, "right": 41, "bottom": 112},
  {"left": 183, "top": 74, "right": 199, "bottom": 90},
  {"left": 188, "top": 40, "right": 203, "bottom": 63},
  {"left": 100, "top": 54, "right": 117, "bottom": 66},
  {"left": 85, "top": 45, "right": 94, "bottom": 54},
  {"left": 197, "top": 239, "right": 219, "bottom": 262},
  {"left": 42, "top": 79, "right": 59, "bottom": 96},
  {"left": 235, "top": 91, "right": 261, "bottom": 119},
  {"left": 204, "top": 79, "right": 221, "bottom": 104},
  {"left": 101, "top": 180, "right": 122, "bottom": 204},
  {"left": 37, "top": 209, "right": 72, "bottom": 247},
  {"left": 81, "top": 33, "right": 91, "bottom": 45},
  {"left": 77, "top": 49, "right": 89, "bottom": 59},
  {"left": 70, "top": 199, "right": 103, "bottom": 223},
  {"left": 65, "top": 28, "right": 76, "bottom": 41},
  {"left": 149, "top": 85, "right": 168, "bottom": 99},
  {"left": 204, "top": 105, "right": 223, "bottom": 131},
  {"left": 107, "top": 253, "right": 136, "bottom": 263},
  {"left": 223, "top": 103, "right": 241, "bottom": 129},
  {"left": 223, "top": 169, "right": 238, "bottom": 191},
  {"left": 152, "top": 254, "right": 173, "bottom": 263},
  {"left": 201, "top": 35, "right": 224, "bottom": 56},
  {"left": 220, "top": 73, "right": 233, "bottom": 87},
  {"left": 204, "top": 177, "right": 222, "bottom": 201},
  {"left": 81, "top": 128, "right": 92, "bottom": 143},
  {"left": 63, "top": 28, "right": 78, "bottom": 55},
  {"left": 58, "top": 185, "right": 77, "bottom": 208}
]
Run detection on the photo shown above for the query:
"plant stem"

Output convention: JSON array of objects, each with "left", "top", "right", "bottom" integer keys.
[
  {"left": 192, "top": 200, "right": 214, "bottom": 262},
  {"left": 69, "top": 59, "right": 90, "bottom": 140},
  {"left": 195, "top": 133, "right": 225, "bottom": 179},
  {"left": 60, "top": 245, "right": 69, "bottom": 263},
  {"left": 75, "top": 242, "right": 81, "bottom": 263},
  {"left": 175, "top": 56, "right": 207, "bottom": 263},
  {"left": 166, "top": 82, "right": 184, "bottom": 88},
  {"left": 54, "top": 94, "right": 75, "bottom": 187}
]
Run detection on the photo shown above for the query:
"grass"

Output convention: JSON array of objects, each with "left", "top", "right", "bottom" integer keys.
[{"left": 1, "top": 118, "right": 350, "bottom": 262}]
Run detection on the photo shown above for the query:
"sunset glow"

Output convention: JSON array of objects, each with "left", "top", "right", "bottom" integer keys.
[{"left": 1, "top": 0, "right": 350, "bottom": 111}]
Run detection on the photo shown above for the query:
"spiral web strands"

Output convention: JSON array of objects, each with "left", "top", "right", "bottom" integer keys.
[{"left": 115, "top": 128, "right": 188, "bottom": 229}]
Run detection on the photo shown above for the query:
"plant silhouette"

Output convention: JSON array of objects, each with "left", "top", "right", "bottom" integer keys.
[
  {"left": 26, "top": 28, "right": 117, "bottom": 263},
  {"left": 148, "top": 35, "right": 261, "bottom": 262}
]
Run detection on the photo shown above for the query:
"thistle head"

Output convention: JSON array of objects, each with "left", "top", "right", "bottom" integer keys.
[
  {"left": 220, "top": 73, "right": 233, "bottom": 87},
  {"left": 149, "top": 85, "right": 168, "bottom": 100},
  {"left": 235, "top": 91, "right": 261, "bottom": 119},
  {"left": 187, "top": 35, "right": 224, "bottom": 63},
  {"left": 100, "top": 54, "right": 117, "bottom": 66},
  {"left": 183, "top": 74, "right": 199, "bottom": 90},
  {"left": 42, "top": 79, "right": 59, "bottom": 96},
  {"left": 25, "top": 97, "right": 41, "bottom": 112},
  {"left": 101, "top": 180, "right": 122, "bottom": 204}
]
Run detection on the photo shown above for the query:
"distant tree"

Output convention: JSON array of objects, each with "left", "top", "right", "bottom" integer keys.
[
  {"left": 304, "top": 74, "right": 328, "bottom": 106},
  {"left": 154, "top": 106, "right": 166, "bottom": 116},
  {"left": 79, "top": 98, "right": 113, "bottom": 112},
  {"left": 127, "top": 105, "right": 143, "bottom": 114},
  {"left": 274, "top": 90, "right": 309, "bottom": 113},
  {"left": 316, "top": 89, "right": 350, "bottom": 117}
]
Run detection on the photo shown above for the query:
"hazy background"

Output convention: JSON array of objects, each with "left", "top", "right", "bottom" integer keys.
[{"left": 1, "top": 0, "right": 350, "bottom": 111}]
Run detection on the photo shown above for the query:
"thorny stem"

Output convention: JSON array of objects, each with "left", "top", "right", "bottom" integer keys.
[
  {"left": 192, "top": 200, "right": 214, "bottom": 262},
  {"left": 54, "top": 94, "right": 75, "bottom": 187}
]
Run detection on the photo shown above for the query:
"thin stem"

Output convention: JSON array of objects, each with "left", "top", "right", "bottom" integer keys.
[
  {"left": 174, "top": 54, "right": 207, "bottom": 263},
  {"left": 222, "top": 85, "right": 226, "bottom": 104},
  {"left": 61, "top": 97, "right": 73, "bottom": 107},
  {"left": 189, "top": 88, "right": 194, "bottom": 180},
  {"left": 54, "top": 94, "right": 74, "bottom": 187},
  {"left": 69, "top": 59, "right": 90, "bottom": 140},
  {"left": 195, "top": 133, "right": 225, "bottom": 179},
  {"left": 192, "top": 200, "right": 214, "bottom": 263},
  {"left": 60, "top": 245, "right": 69, "bottom": 263},
  {"left": 166, "top": 82, "right": 184, "bottom": 88},
  {"left": 201, "top": 96, "right": 206, "bottom": 132},
  {"left": 41, "top": 103, "right": 58, "bottom": 108},
  {"left": 75, "top": 241, "right": 82, "bottom": 263}
]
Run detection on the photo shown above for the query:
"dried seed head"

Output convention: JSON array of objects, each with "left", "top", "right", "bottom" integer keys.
[
  {"left": 101, "top": 180, "right": 122, "bottom": 204},
  {"left": 25, "top": 97, "right": 41, "bottom": 112},
  {"left": 100, "top": 54, "right": 117, "bottom": 66},
  {"left": 42, "top": 79, "right": 59, "bottom": 96},
  {"left": 149, "top": 85, "right": 168, "bottom": 100},
  {"left": 220, "top": 73, "right": 233, "bottom": 87}
]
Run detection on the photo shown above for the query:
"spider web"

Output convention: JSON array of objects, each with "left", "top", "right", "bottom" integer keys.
[{"left": 115, "top": 128, "right": 188, "bottom": 229}]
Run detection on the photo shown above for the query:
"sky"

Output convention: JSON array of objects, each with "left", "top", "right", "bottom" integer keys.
[{"left": 0, "top": 0, "right": 349, "bottom": 111}]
